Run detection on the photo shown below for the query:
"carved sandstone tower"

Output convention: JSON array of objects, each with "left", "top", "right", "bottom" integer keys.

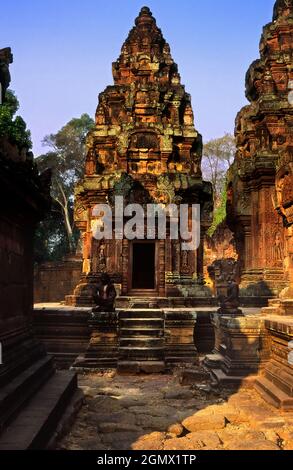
[
  {"left": 227, "top": 0, "right": 293, "bottom": 303},
  {"left": 67, "top": 7, "right": 213, "bottom": 306}
]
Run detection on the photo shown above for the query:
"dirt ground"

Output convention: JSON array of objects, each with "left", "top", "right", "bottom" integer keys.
[{"left": 57, "top": 369, "right": 293, "bottom": 451}]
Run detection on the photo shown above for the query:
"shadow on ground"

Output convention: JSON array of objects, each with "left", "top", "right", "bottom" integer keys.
[{"left": 56, "top": 362, "right": 293, "bottom": 451}]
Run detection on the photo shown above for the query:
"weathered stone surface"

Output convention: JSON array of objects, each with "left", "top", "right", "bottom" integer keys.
[
  {"left": 206, "top": 313, "right": 270, "bottom": 384},
  {"left": 255, "top": 114, "right": 293, "bottom": 410},
  {"left": 96, "top": 411, "right": 137, "bottom": 426},
  {"left": 227, "top": 1, "right": 293, "bottom": 300},
  {"left": 58, "top": 372, "right": 293, "bottom": 450},
  {"left": 167, "top": 423, "right": 184, "bottom": 437},
  {"left": 227, "top": 440, "right": 280, "bottom": 451},
  {"left": 132, "top": 432, "right": 165, "bottom": 450},
  {"left": 135, "top": 414, "right": 175, "bottom": 432},
  {"left": 98, "top": 422, "right": 140, "bottom": 433},
  {"left": 117, "top": 397, "right": 147, "bottom": 408},
  {"left": 240, "top": 404, "right": 276, "bottom": 422},
  {"left": 194, "top": 403, "right": 240, "bottom": 425},
  {"left": 218, "top": 429, "right": 266, "bottom": 449},
  {"left": 33, "top": 306, "right": 90, "bottom": 369},
  {"left": 163, "top": 437, "right": 200, "bottom": 451},
  {"left": 278, "top": 429, "right": 293, "bottom": 450},
  {"left": 101, "top": 431, "right": 142, "bottom": 450},
  {"left": 186, "top": 431, "right": 222, "bottom": 449},
  {"left": 81, "top": 439, "right": 108, "bottom": 451},
  {"left": 87, "top": 396, "right": 123, "bottom": 413},
  {"left": 163, "top": 387, "right": 194, "bottom": 400},
  {"left": 179, "top": 367, "right": 210, "bottom": 385},
  {"left": 182, "top": 413, "right": 226, "bottom": 432},
  {"left": 130, "top": 405, "right": 175, "bottom": 417},
  {"left": 34, "top": 256, "right": 82, "bottom": 303}
]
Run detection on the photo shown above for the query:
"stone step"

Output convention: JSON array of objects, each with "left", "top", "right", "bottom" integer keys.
[
  {"left": 261, "top": 306, "right": 280, "bottom": 315},
  {"left": 119, "top": 310, "right": 164, "bottom": 319},
  {"left": 0, "top": 370, "right": 77, "bottom": 450},
  {"left": 120, "top": 337, "right": 165, "bottom": 348},
  {"left": 264, "top": 361, "right": 293, "bottom": 397},
  {"left": 47, "top": 352, "right": 82, "bottom": 369},
  {"left": 119, "top": 346, "right": 164, "bottom": 360},
  {"left": 83, "top": 350, "right": 117, "bottom": 358},
  {"left": 120, "top": 327, "right": 164, "bottom": 337},
  {"left": 165, "top": 356, "right": 197, "bottom": 365},
  {"left": 179, "top": 367, "right": 211, "bottom": 385},
  {"left": 116, "top": 297, "right": 217, "bottom": 309},
  {"left": 120, "top": 318, "right": 164, "bottom": 329},
  {"left": 255, "top": 376, "right": 293, "bottom": 411},
  {"left": 73, "top": 356, "right": 117, "bottom": 369},
  {"left": 0, "top": 356, "right": 54, "bottom": 433},
  {"left": 204, "top": 353, "right": 224, "bottom": 369},
  {"left": 117, "top": 361, "right": 165, "bottom": 374},
  {"left": 210, "top": 369, "right": 257, "bottom": 388}
]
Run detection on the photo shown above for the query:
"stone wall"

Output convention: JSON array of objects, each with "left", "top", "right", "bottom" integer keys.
[
  {"left": 34, "top": 256, "right": 82, "bottom": 304},
  {"left": 0, "top": 47, "right": 78, "bottom": 448},
  {"left": 255, "top": 316, "right": 293, "bottom": 410},
  {"left": 33, "top": 306, "right": 90, "bottom": 368},
  {"left": 0, "top": 144, "right": 50, "bottom": 388}
]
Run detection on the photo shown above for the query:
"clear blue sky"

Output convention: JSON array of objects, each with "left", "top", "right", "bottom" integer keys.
[{"left": 1, "top": 0, "right": 276, "bottom": 155}]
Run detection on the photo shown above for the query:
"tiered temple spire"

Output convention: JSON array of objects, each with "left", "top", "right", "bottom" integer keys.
[{"left": 67, "top": 6, "right": 213, "bottom": 305}]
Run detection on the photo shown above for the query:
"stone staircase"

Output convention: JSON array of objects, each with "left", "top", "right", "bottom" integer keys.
[
  {"left": 118, "top": 309, "right": 165, "bottom": 373},
  {"left": 116, "top": 296, "right": 216, "bottom": 309},
  {"left": 0, "top": 355, "right": 79, "bottom": 449},
  {"left": 255, "top": 361, "right": 293, "bottom": 411}
]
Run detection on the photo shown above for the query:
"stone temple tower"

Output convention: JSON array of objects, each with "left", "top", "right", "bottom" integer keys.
[
  {"left": 227, "top": 0, "right": 293, "bottom": 303},
  {"left": 66, "top": 7, "right": 213, "bottom": 307}
]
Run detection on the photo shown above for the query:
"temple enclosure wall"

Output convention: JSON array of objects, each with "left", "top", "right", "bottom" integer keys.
[{"left": 34, "top": 257, "right": 82, "bottom": 304}]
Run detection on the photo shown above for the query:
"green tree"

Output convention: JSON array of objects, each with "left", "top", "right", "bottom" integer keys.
[
  {"left": 202, "top": 133, "right": 235, "bottom": 206},
  {"left": 34, "top": 201, "right": 70, "bottom": 263},
  {"left": 0, "top": 90, "right": 32, "bottom": 149},
  {"left": 36, "top": 113, "right": 94, "bottom": 254},
  {"left": 207, "top": 187, "right": 227, "bottom": 237}
]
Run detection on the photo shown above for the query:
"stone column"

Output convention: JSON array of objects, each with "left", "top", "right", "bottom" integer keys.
[
  {"left": 121, "top": 239, "right": 129, "bottom": 295},
  {"left": 158, "top": 239, "right": 165, "bottom": 296},
  {"left": 73, "top": 311, "right": 118, "bottom": 369},
  {"left": 164, "top": 310, "right": 197, "bottom": 367}
]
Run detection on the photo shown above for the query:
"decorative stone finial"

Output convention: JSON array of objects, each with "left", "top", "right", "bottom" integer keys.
[
  {"left": 135, "top": 6, "right": 155, "bottom": 25},
  {"left": 140, "top": 6, "right": 152, "bottom": 15}
]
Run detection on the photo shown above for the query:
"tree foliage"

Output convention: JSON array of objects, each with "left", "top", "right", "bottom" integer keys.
[
  {"left": 207, "top": 187, "right": 227, "bottom": 237},
  {"left": 202, "top": 133, "right": 235, "bottom": 206},
  {"left": 34, "top": 201, "right": 70, "bottom": 263},
  {"left": 35, "top": 113, "right": 94, "bottom": 258},
  {"left": 0, "top": 90, "right": 32, "bottom": 149}
]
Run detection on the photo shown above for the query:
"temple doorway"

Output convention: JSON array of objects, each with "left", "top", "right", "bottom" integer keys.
[{"left": 131, "top": 242, "right": 156, "bottom": 291}]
